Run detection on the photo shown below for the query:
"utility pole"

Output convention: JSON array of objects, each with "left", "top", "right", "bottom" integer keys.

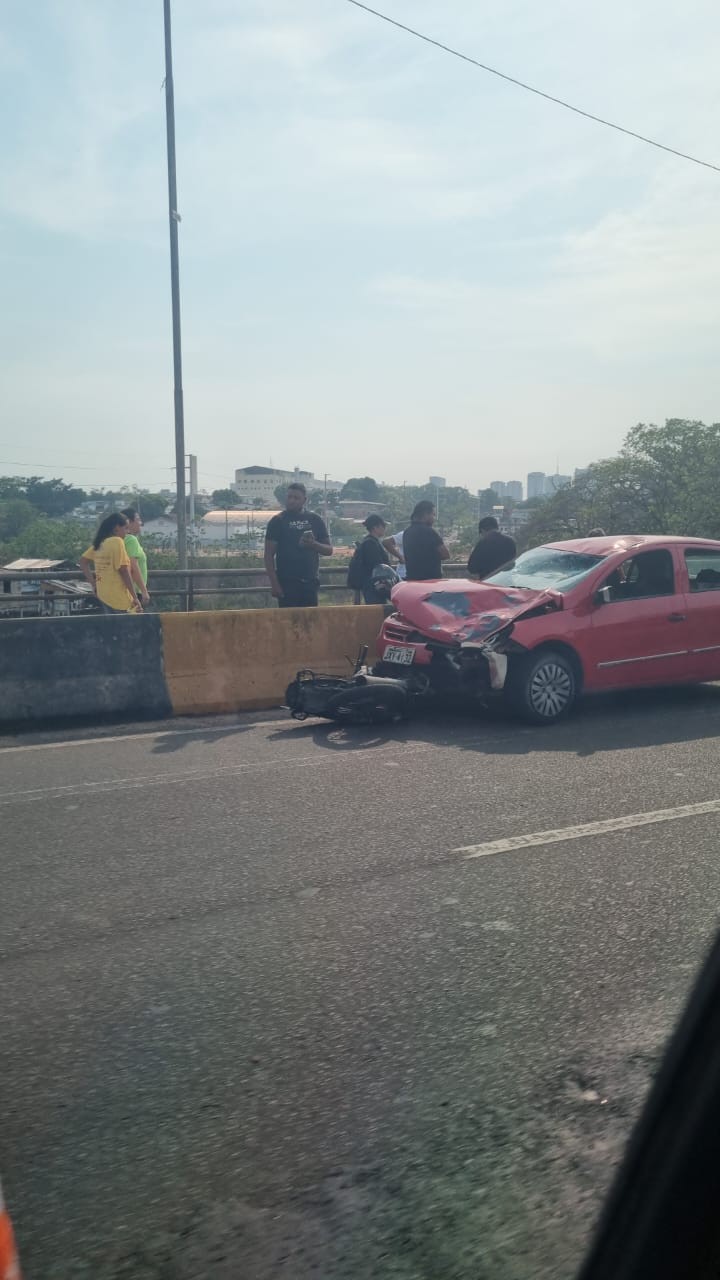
[
  {"left": 163, "top": 0, "right": 187, "bottom": 572},
  {"left": 187, "top": 453, "right": 197, "bottom": 527},
  {"left": 187, "top": 453, "right": 197, "bottom": 567}
]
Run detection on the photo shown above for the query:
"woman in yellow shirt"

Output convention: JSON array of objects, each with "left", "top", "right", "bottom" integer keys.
[{"left": 80, "top": 513, "right": 142, "bottom": 614}]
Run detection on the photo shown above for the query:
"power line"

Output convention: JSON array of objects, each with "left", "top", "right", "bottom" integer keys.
[
  {"left": 0, "top": 459, "right": 172, "bottom": 475},
  {"left": 344, "top": 0, "right": 720, "bottom": 175}
]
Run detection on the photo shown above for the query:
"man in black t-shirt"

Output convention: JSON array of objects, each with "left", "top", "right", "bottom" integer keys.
[
  {"left": 264, "top": 483, "right": 333, "bottom": 607},
  {"left": 403, "top": 500, "right": 450, "bottom": 581},
  {"left": 468, "top": 516, "right": 516, "bottom": 580}
]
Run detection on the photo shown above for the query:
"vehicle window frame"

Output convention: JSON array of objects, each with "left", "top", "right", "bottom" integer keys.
[
  {"left": 599, "top": 548, "right": 676, "bottom": 604},
  {"left": 684, "top": 547, "right": 720, "bottom": 593}
]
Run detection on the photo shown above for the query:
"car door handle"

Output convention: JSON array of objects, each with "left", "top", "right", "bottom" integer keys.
[{"left": 668, "top": 613, "right": 687, "bottom": 622}]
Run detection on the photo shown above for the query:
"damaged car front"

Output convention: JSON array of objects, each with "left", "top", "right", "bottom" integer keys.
[{"left": 378, "top": 544, "right": 611, "bottom": 712}]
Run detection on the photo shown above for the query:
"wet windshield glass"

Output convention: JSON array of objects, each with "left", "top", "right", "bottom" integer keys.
[{"left": 486, "top": 548, "right": 606, "bottom": 593}]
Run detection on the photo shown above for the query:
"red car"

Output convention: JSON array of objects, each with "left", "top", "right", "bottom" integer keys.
[{"left": 376, "top": 535, "right": 720, "bottom": 723}]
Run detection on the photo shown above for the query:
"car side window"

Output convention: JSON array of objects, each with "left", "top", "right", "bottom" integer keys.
[
  {"left": 602, "top": 549, "right": 675, "bottom": 602},
  {"left": 685, "top": 549, "right": 720, "bottom": 592}
]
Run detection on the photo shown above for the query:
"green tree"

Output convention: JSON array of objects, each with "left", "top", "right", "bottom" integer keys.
[
  {"left": 211, "top": 488, "right": 239, "bottom": 509},
  {"left": 308, "top": 488, "right": 340, "bottom": 511},
  {"left": 0, "top": 475, "right": 86, "bottom": 516},
  {"left": 134, "top": 493, "right": 168, "bottom": 522},
  {"left": 620, "top": 418, "right": 720, "bottom": 535},
  {"left": 341, "top": 476, "right": 380, "bottom": 501},
  {"left": 329, "top": 517, "right": 364, "bottom": 546},
  {"left": 518, "top": 419, "right": 720, "bottom": 550},
  {"left": 26, "top": 477, "right": 86, "bottom": 516},
  {"left": 0, "top": 498, "right": 35, "bottom": 540},
  {"left": 1, "top": 518, "right": 90, "bottom": 563}
]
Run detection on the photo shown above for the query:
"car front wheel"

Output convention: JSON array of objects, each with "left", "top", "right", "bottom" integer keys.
[{"left": 505, "top": 648, "right": 578, "bottom": 724}]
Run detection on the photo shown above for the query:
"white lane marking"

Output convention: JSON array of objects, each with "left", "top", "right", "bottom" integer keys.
[
  {"left": 455, "top": 799, "right": 720, "bottom": 860},
  {"left": 0, "top": 718, "right": 297, "bottom": 754}
]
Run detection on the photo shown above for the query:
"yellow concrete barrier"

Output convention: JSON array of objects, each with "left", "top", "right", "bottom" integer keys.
[{"left": 160, "top": 605, "right": 384, "bottom": 715}]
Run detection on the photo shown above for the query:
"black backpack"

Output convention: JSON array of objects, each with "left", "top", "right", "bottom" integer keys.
[{"left": 347, "top": 539, "right": 368, "bottom": 590}]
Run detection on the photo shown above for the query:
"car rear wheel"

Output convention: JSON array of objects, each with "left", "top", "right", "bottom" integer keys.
[{"left": 505, "top": 648, "right": 578, "bottom": 724}]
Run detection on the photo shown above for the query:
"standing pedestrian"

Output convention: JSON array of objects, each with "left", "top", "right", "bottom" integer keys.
[
  {"left": 347, "top": 515, "right": 392, "bottom": 603},
  {"left": 383, "top": 528, "right": 406, "bottom": 580},
  {"left": 79, "top": 513, "right": 142, "bottom": 614},
  {"left": 264, "top": 483, "right": 333, "bottom": 608},
  {"left": 120, "top": 508, "right": 151, "bottom": 607},
  {"left": 402, "top": 501, "right": 450, "bottom": 581},
  {"left": 467, "top": 516, "right": 517, "bottom": 580}
]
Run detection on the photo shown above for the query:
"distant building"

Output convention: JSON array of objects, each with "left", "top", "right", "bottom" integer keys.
[
  {"left": 491, "top": 480, "right": 523, "bottom": 501},
  {"left": 429, "top": 476, "right": 446, "bottom": 489},
  {"left": 1, "top": 560, "right": 95, "bottom": 618},
  {"left": 527, "top": 472, "right": 546, "bottom": 499},
  {"left": 233, "top": 466, "right": 314, "bottom": 506},
  {"left": 336, "top": 499, "right": 389, "bottom": 521},
  {"left": 141, "top": 516, "right": 180, "bottom": 545},
  {"left": 544, "top": 473, "right": 572, "bottom": 496},
  {"left": 199, "top": 509, "right": 281, "bottom": 547},
  {"left": 70, "top": 499, "right": 107, "bottom": 522}
]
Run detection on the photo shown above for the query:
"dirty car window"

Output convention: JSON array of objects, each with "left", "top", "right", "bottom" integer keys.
[{"left": 486, "top": 548, "right": 605, "bottom": 593}]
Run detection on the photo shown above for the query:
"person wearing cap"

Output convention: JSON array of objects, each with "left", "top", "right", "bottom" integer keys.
[{"left": 356, "top": 515, "right": 393, "bottom": 603}]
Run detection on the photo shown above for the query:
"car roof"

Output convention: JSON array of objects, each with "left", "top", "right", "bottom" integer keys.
[{"left": 544, "top": 535, "right": 720, "bottom": 555}]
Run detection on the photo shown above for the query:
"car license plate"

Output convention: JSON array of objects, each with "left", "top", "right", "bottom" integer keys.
[{"left": 383, "top": 644, "right": 415, "bottom": 665}]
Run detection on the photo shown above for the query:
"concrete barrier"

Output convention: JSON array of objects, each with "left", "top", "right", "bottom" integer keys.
[
  {"left": 0, "top": 615, "right": 172, "bottom": 725},
  {"left": 160, "top": 605, "right": 384, "bottom": 715},
  {"left": 0, "top": 606, "right": 384, "bottom": 726}
]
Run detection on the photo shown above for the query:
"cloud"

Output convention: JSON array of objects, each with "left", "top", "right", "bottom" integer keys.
[
  {"left": 368, "top": 149, "right": 720, "bottom": 367},
  {"left": 3, "top": 0, "right": 720, "bottom": 486}
]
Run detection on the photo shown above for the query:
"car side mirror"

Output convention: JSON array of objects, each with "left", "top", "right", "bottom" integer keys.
[{"left": 596, "top": 585, "right": 614, "bottom": 606}]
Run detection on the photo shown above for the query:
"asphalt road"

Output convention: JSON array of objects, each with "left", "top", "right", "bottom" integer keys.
[{"left": 2, "top": 686, "right": 720, "bottom": 1280}]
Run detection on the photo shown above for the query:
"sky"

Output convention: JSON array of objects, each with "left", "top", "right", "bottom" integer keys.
[{"left": 2, "top": 0, "right": 720, "bottom": 496}]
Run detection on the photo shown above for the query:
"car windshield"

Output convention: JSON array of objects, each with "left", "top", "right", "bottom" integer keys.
[{"left": 485, "top": 547, "right": 606, "bottom": 593}]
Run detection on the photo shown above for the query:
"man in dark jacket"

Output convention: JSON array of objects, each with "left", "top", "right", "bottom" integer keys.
[
  {"left": 468, "top": 516, "right": 516, "bottom": 580},
  {"left": 403, "top": 501, "right": 450, "bottom": 581}
]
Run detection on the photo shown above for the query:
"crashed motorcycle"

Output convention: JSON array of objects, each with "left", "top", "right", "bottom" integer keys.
[
  {"left": 284, "top": 645, "right": 423, "bottom": 725},
  {"left": 284, "top": 565, "right": 424, "bottom": 725}
]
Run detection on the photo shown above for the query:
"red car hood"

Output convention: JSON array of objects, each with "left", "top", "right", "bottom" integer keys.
[{"left": 391, "top": 578, "right": 562, "bottom": 644}]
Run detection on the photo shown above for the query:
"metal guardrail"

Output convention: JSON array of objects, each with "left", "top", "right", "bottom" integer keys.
[{"left": 0, "top": 563, "right": 470, "bottom": 614}]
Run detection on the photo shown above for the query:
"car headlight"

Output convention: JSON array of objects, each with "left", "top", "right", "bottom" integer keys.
[{"left": 480, "top": 623, "right": 514, "bottom": 653}]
